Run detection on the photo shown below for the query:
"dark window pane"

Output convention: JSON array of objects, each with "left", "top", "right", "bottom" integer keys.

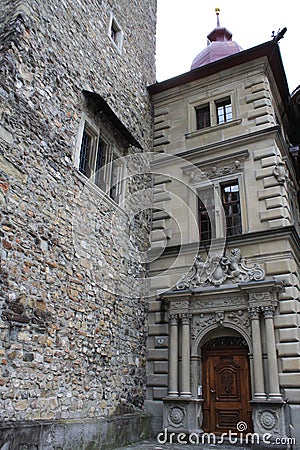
[
  {"left": 198, "top": 188, "right": 215, "bottom": 242},
  {"left": 94, "top": 138, "right": 106, "bottom": 189},
  {"left": 79, "top": 129, "right": 92, "bottom": 178},
  {"left": 221, "top": 180, "right": 242, "bottom": 236},
  {"left": 109, "top": 159, "right": 120, "bottom": 202},
  {"left": 198, "top": 198, "right": 211, "bottom": 241},
  {"left": 196, "top": 105, "right": 211, "bottom": 130}
]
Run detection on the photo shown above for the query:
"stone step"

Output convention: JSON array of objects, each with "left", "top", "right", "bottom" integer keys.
[{"left": 114, "top": 438, "right": 250, "bottom": 450}]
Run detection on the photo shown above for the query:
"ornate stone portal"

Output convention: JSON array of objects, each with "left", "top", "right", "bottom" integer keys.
[{"left": 161, "top": 249, "right": 287, "bottom": 440}]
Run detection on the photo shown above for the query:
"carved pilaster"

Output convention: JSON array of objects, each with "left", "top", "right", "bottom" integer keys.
[
  {"left": 262, "top": 305, "right": 281, "bottom": 399},
  {"left": 248, "top": 306, "right": 266, "bottom": 399},
  {"left": 180, "top": 313, "right": 192, "bottom": 397},
  {"left": 261, "top": 305, "right": 275, "bottom": 318},
  {"left": 169, "top": 313, "right": 179, "bottom": 326},
  {"left": 249, "top": 306, "right": 260, "bottom": 319},
  {"left": 180, "top": 312, "right": 192, "bottom": 325},
  {"left": 168, "top": 313, "right": 179, "bottom": 397}
]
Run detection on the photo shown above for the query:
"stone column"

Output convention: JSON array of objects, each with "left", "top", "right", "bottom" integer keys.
[
  {"left": 262, "top": 305, "right": 281, "bottom": 399},
  {"left": 190, "top": 355, "right": 200, "bottom": 397},
  {"left": 180, "top": 313, "right": 191, "bottom": 397},
  {"left": 249, "top": 306, "right": 266, "bottom": 399},
  {"left": 168, "top": 314, "right": 179, "bottom": 396}
]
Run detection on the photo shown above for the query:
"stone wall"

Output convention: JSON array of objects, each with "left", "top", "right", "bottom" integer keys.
[{"left": 0, "top": 0, "right": 156, "bottom": 444}]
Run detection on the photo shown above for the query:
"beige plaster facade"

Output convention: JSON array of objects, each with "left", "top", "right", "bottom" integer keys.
[{"left": 146, "top": 40, "right": 300, "bottom": 448}]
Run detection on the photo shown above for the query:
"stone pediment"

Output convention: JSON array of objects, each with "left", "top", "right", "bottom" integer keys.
[{"left": 176, "top": 248, "right": 265, "bottom": 290}]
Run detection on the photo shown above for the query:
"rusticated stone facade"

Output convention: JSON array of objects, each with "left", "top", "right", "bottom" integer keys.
[
  {"left": 146, "top": 25, "right": 300, "bottom": 450},
  {"left": 0, "top": 0, "right": 156, "bottom": 448}
]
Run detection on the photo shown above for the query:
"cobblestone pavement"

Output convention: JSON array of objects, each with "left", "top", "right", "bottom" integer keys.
[{"left": 114, "top": 438, "right": 249, "bottom": 449}]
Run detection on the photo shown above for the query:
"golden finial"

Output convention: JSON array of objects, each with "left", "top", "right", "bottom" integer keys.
[{"left": 215, "top": 7, "right": 220, "bottom": 27}]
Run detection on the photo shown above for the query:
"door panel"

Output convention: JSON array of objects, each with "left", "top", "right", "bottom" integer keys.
[{"left": 202, "top": 346, "right": 252, "bottom": 433}]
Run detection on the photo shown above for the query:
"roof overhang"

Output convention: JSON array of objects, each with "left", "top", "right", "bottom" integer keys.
[
  {"left": 83, "top": 90, "right": 142, "bottom": 149},
  {"left": 148, "top": 40, "right": 290, "bottom": 103}
]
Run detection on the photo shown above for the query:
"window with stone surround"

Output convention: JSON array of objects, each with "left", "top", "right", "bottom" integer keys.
[
  {"left": 216, "top": 97, "right": 233, "bottom": 124},
  {"left": 220, "top": 180, "right": 242, "bottom": 236},
  {"left": 77, "top": 120, "right": 124, "bottom": 204},
  {"left": 198, "top": 179, "right": 242, "bottom": 242},
  {"left": 108, "top": 14, "right": 123, "bottom": 52},
  {"left": 198, "top": 188, "right": 213, "bottom": 242},
  {"left": 196, "top": 104, "right": 211, "bottom": 130},
  {"left": 191, "top": 94, "right": 234, "bottom": 133}
]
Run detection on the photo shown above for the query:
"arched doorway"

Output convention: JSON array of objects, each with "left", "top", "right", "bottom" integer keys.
[{"left": 201, "top": 336, "right": 252, "bottom": 434}]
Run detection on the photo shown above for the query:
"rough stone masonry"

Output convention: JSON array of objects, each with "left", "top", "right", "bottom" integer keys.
[{"left": 0, "top": 0, "right": 156, "bottom": 447}]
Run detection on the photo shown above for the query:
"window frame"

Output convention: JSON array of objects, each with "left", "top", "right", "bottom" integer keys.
[
  {"left": 75, "top": 117, "right": 125, "bottom": 205},
  {"left": 108, "top": 14, "right": 123, "bottom": 53},
  {"left": 195, "top": 104, "right": 211, "bottom": 130},
  {"left": 197, "top": 176, "right": 244, "bottom": 242},
  {"left": 188, "top": 92, "right": 236, "bottom": 134},
  {"left": 215, "top": 97, "right": 233, "bottom": 124},
  {"left": 220, "top": 180, "right": 242, "bottom": 237}
]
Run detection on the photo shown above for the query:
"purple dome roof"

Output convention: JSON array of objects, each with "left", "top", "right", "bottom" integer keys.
[{"left": 191, "top": 9, "right": 242, "bottom": 70}]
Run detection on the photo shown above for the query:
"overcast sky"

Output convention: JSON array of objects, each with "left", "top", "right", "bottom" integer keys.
[{"left": 156, "top": 1, "right": 299, "bottom": 93}]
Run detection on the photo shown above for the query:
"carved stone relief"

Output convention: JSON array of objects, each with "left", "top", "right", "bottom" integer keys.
[
  {"left": 163, "top": 400, "right": 203, "bottom": 433},
  {"left": 252, "top": 405, "right": 286, "bottom": 437},
  {"left": 191, "top": 296, "right": 247, "bottom": 312},
  {"left": 184, "top": 159, "right": 244, "bottom": 183},
  {"left": 167, "top": 405, "right": 186, "bottom": 428},
  {"left": 191, "top": 309, "right": 250, "bottom": 340},
  {"left": 249, "top": 292, "right": 274, "bottom": 303},
  {"left": 259, "top": 409, "right": 278, "bottom": 431},
  {"left": 176, "top": 248, "right": 265, "bottom": 290},
  {"left": 273, "top": 160, "right": 289, "bottom": 185}
]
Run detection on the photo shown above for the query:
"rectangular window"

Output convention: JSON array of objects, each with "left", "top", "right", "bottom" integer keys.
[
  {"left": 196, "top": 104, "right": 211, "bottom": 130},
  {"left": 109, "top": 16, "right": 123, "bottom": 51},
  {"left": 198, "top": 198, "right": 211, "bottom": 242},
  {"left": 198, "top": 187, "right": 215, "bottom": 242},
  {"left": 79, "top": 126, "right": 95, "bottom": 179},
  {"left": 221, "top": 181, "right": 242, "bottom": 236},
  {"left": 79, "top": 124, "right": 123, "bottom": 204},
  {"left": 198, "top": 180, "right": 242, "bottom": 242},
  {"left": 216, "top": 98, "right": 232, "bottom": 124}
]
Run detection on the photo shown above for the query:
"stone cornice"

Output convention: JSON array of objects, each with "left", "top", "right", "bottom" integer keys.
[
  {"left": 161, "top": 279, "right": 283, "bottom": 322},
  {"left": 156, "top": 226, "right": 300, "bottom": 260},
  {"left": 178, "top": 126, "right": 282, "bottom": 161}
]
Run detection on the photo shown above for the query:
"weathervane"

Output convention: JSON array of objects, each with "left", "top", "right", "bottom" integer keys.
[{"left": 271, "top": 27, "right": 287, "bottom": 42}]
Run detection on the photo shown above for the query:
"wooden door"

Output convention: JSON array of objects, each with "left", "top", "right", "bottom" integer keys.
[{"left": 202, "top": 346, "right": 252, "bottom": 433}]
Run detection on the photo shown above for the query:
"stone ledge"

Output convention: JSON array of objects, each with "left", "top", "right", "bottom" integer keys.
[{"left": 0, "top": 413, "right": 152, "bottom": 450}]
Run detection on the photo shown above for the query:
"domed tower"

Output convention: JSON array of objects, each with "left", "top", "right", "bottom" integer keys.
[{"left": 191, "top": 8, "right": 242, "bottom": 69}]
